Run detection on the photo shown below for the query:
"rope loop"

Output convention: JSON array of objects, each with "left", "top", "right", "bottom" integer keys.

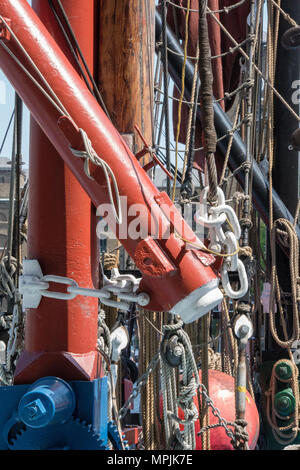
[{"left": 70, "top": 128, "right": 122, "bottom": 225}]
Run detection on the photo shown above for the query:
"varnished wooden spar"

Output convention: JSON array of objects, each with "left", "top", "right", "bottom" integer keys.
[
  {"left": 97, "top": 0, "right": 160, "bottom": 450},
  {"left": 98, "top": 0, "right": 154, "bottom": 152}
]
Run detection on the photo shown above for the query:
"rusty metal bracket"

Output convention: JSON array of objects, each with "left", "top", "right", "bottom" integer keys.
[{"left": 134, "top": 236, "right": 177, "bottom": 278}]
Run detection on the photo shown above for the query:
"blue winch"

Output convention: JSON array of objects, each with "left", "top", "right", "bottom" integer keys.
[{"left": 0, "top": 376, "right": 125, "bottom": 450}]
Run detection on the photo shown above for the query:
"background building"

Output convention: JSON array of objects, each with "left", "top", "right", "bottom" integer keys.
[{"left": 0, "top": 156, "right": 27, "bottom": 254}]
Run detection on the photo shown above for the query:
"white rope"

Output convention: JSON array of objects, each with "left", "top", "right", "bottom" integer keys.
[{"left": 70, "top": 129, "right": 122, "bottom": 225}]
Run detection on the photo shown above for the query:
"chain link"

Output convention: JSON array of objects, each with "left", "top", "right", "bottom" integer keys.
[
  {"left": 118, "top": 352, "right": 160, "bottom": 420},
  {"left": 197, "top": 383, "right": 235, "bottom": 441},
  {"left": 19, "top": 263, "right": 150, "bottom": 311}
]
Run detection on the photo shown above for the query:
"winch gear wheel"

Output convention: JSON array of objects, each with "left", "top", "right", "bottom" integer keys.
[
  {"left": 8, "top": 417, "right": 109, "bottom": 450},
  {"left": 108, "top": 421, "right": 129, "bottom": 450}
]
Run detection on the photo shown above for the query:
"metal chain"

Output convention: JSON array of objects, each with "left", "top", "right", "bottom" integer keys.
[
  {"left": 19, "top": 268, "right": 150, "bottom": 311},
  {"left": 161, "top": 321, "right": 199, "bottom": 450},
  {"left": 118, "top": 352, "right": 160, "bottom": 420},
  {"left": 197, "top": 382, "right": 234, "bottom": 442}
]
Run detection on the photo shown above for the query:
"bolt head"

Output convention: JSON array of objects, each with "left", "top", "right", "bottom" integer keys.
[
  {"left": 275, "top": 363, "right": 293, "bottom": 380},
  {"left": 138, "top": 293, "right": 150, "bottom": 307},
  {"left": 27, "top": 406, "right": 38, "bottom": 418},
  {"left": 23, "top": 399, "right": 47, "bottom": 421},
  {"left": 278, "top": 366, "right": 288, "bottom": 378},
  {"left": 239, "top": 325, "right": 250, "bottom": 336},
  {"left": 173, "top": 345, "right": 183, "bottom": 357},
  {"left": 275, "top": 388, "right": 295, "bottom": 416},
  {"left": 279, "top": 397, "right": 289, "bottom": 409}
]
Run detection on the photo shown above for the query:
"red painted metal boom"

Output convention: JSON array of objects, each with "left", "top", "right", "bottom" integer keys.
[{"left": 0, "top": 0, "right": 223, "bottom": 380}]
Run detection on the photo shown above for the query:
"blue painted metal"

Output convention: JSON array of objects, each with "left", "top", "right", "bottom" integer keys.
[
  {"left": 18, "top": 377, "right": 75, "bottom": 429},
  {"left": 0, "top": 376, "right": 110, "bottom": 450},
  {"left": 8, "top": 418, "right": 126, "bottom": 450},
  {"left": 71, "top": 377, "right": 108, "bottom": 442},
  {"left": 8, "top": 417, "right": 108, "bottom": 450},
  {"left": 108, "top": 421, "right": 129, "bottom": 450}
]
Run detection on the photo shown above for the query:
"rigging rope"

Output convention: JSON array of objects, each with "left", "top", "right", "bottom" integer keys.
[
  {"left": 48, "top": 0, "right": 111, "bottom": 119},
  {"left": 181, "top": 40, "right": 199, "bottom": 187},
  {"left": 198, "top": 0, "right": 218, "bottom": 205},
  {"left": 70, "top": 129, "right": 122, "bottom": 225},
  {"left": 207, "top": 6, "right": 300, "bottom": 124},
  {"left": 0, "top": 110, "right": 14, "bottom": 155},
  {"left": 172, "top": 0, "right": 191, "bottom": 202},
  {"left": 266, "top": 359, "right": 300, "bottom": 445},
  {"left": 269, "top": 219, "right": 300, "bottom": 351},
  {"left": 199, "top": 314, "right": 210, "bottom": 450}
]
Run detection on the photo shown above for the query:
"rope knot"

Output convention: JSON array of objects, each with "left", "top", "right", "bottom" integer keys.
[
  {"left": 242, "top": 161, "right": 252, "bottom": 172},
  {"left": 162, "top": 320, "right": 184, "bottom": 333},
  {"left": 239, "top": 246, "right": 253, "bottom": 259},
  {"left": 246, "top": 78, "right": 255, "bottom": 89},
  {"left": 231, "top": 419, "right": 249, "bottom": 450}
]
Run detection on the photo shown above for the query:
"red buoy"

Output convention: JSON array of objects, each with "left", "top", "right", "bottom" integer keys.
[{"left": 160, "top": 369, "right": 259, "bottom": 450}]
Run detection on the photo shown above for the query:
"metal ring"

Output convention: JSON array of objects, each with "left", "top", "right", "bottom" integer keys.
[{"left": 221, "top": 259, "right": 248, "bottom": 299}]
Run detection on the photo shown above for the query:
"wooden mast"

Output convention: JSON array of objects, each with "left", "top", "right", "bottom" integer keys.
[
  {"left": 97, "top": 0, "right": 159, "bottom": 449},
  {"left": 98, "top": 1, "right": 154, "bottom": 152}
]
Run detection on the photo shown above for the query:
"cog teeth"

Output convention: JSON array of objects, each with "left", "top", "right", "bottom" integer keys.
[
  {"left": 7, "top": 416, "right": 109, "bottom": 450},
  {"left": 8, "top": 429, "right": 25, "bottom": 449},
  {"left": 16, "top": 429, "right": 25, "bottom": 438}
]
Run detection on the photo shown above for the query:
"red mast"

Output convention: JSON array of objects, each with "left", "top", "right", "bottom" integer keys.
[{"left": 14, "top": 0, "right": 100, "bottom": 383}]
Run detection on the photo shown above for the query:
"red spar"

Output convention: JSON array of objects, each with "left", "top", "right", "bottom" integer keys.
[{"left": 0, "top": 0, "right": 223, "bottom": 381}]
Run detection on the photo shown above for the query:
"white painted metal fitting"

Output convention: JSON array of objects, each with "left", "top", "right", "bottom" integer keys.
[
  {"left": 195, "top": 186, "right": 227, "bottom": 228},
  {"left": 110, "top": 326, "right": 129, "bottom": 388},
  {"left": 233, "top": 314, "right": 253, "bottom": 341},
  {"left": 221, "top": 259, "right": 248, "bottom": 299},
  {"left": 19, "top": 260, "right": 150, "bottom": 310},
  {"left": 169, "top": 278, "right": 223, "bottom": 324}
]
